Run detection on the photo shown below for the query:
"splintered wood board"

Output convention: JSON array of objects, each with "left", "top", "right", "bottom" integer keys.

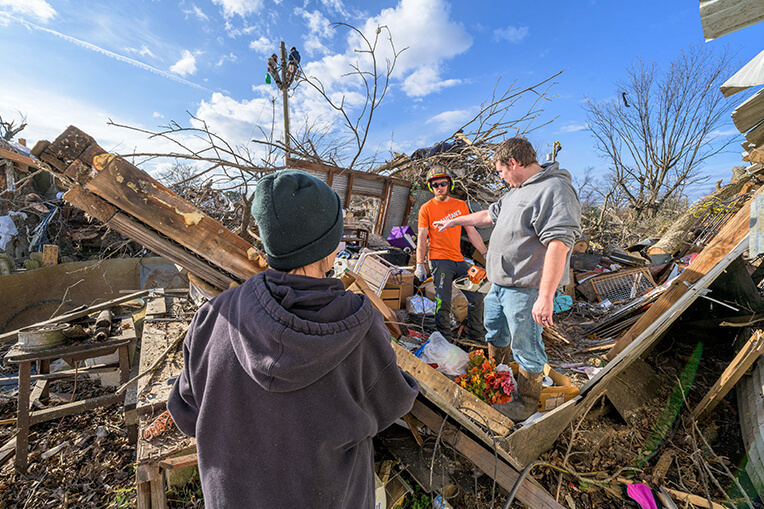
[
  {"left": 85, "top": 155, "right": 260, "bottom": 281},
  {"left": 391, "top": 342, "right": 513, "bottom": 439}
]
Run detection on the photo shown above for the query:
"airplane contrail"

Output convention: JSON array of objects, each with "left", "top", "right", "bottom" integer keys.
[{"left": 2, "top": 12, "right": 212, "bottom": 92}]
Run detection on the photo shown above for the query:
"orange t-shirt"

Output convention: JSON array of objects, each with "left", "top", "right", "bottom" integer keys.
[{"left": 418, "top": 197, "right": 470, "bottom": 262}]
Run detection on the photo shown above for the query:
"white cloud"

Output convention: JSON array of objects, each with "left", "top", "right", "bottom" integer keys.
[
  {"left": 320, "top": 0, "right": 348, "bottom": 16},
  {"left": 294, "top": 8, "right": 333, "bottom": 56},
  {"left": 170, "top": 50, "right": 198, "bottom": 76},
  {"left": 493, "top": 25, "right": 529, "bottom": 43},
  {"left": 404, "top": 66, "right": 461, "bottom": 97},
  {"left": 426, "top": 109, "right": 471, "bottom": 130},
  {"left": 249, "top": 36, "right": 273, "bottom": 55},
  {"left": 560, "top": 123, "right": 588, "bottom": 133},
  {"left": 191, "top": 5, "right": 209, "bottom": 22},
  {"left": 194, "top": 92, "right": 278, "bottom": 149},
  {"left": 153, "top": 112, "right": 164, "bottom": 118},
  {"left": 216, "top": 52, "right": 238, "bottom": 67},
  {"left": 358, "top": 0, "right": 472, "bottom": 97},
  {"left": 0, "top": 0, "right": 55, "bottom": 23},
  {"left": 212, "top": 0, "right": 264, "bottom": 18},
  {"left": 124, "top": 45, "right": 157, "bottom": 60}
]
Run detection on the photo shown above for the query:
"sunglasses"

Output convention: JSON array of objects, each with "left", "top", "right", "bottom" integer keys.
[{"left": 431, "top": 181, "right": 450, "bottom": 189}]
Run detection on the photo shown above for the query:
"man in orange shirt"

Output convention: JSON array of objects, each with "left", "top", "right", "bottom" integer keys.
[{"left": 417, "top": 165, "right": 488, "bottom": 342}]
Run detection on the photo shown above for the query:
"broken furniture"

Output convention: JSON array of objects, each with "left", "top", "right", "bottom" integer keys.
[
  {"left": 342, "top": 224, "right": 369, "bottom": 249},
  {"left": 4, "top": 316, "right": 136, "bottom": 473}
]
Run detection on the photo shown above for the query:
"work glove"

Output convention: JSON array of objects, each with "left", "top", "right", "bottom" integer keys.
[{"left": 415, "top": 263, "right": 427, "bottom": 281}]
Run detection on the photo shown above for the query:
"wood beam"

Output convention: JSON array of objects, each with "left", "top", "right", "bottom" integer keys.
[
  {"left": 691, "top": 330, "right": 764, "bottom": 421},
  {"left": 0, "top": 148, "right": 38, "bottom": 169},
  {"left": 84, "top": 155, "right": 259, "bottom": 282}
]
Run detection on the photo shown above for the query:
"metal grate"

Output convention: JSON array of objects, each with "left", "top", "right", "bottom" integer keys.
[
  {"left": 591, "top": 268, "right": 656, "bottom": 304},
  {"left": 682, "top": 193, "right": 750, "bottom": 250}
]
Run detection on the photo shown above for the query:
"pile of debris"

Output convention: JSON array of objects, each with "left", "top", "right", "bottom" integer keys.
[{"left": 0, "top": 125, "right": 763, "bottom": 509}]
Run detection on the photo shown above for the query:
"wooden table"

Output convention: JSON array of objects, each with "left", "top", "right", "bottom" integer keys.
[{"left": 4, "top": 321, "right": 135, "bottom": 473}]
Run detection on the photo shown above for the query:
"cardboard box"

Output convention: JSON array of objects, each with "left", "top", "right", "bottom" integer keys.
[
  {"left": 422, "top": 280, "right": 468, "bottom": 322},
  {"left": 376, "top": 270, "right": 414, "bottom": 310},
  {"left": 507, "top": 362, "right": 580, "bottom": 412}
]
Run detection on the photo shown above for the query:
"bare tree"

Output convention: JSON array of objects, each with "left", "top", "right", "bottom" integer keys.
[
  {"left": 0, "top": 112, "right": 27, "bottom": 141},
  {"left": 301, "top": 23, "right": 405, "bottom": 170},
  {"left": 583, "top": 44, "right": 738, "bottom": 218}
]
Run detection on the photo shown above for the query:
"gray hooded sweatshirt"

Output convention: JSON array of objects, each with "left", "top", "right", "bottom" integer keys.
[
  {"left": 168, "top": 269, "right": 418, "bottom": 509},
  {"left": 486, "top": 161, "right": 582, "bottom": 288}
]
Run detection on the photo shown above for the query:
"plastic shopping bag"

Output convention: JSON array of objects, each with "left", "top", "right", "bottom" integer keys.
[{"left": 417, "top": 331, "right": 469, "bottom": 376}]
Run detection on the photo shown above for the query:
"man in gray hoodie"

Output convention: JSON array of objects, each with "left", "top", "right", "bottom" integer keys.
[
  {"left": 434, "top": 137, "right": 581, "bottom": 421},
  {"left": 168, "top": 169, "right": 418, "bottom": 508}
]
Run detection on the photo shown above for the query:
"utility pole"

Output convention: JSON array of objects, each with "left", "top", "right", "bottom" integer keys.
[{"left": 280, "top": 41, "right": 291, "bottom": 163}]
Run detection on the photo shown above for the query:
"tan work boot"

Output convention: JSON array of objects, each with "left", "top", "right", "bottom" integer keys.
[
  {"left": 487, "top": 343, "right": 512, "bottom": 365},
  {"left": 493, "top": 367, "right": 543, "bottom": 422}
]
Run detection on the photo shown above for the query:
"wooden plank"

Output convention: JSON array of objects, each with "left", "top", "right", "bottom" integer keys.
[
  {"left": 607, "top": 192, "right": 756, "bottom": 360},
  {"left": 0, "top": 291, "right": 148, "bottom": 344},
  {"left": 29, "top": 380, "right": 50, "bottom": 409},
  {"left": 392, "top": 341, "right": 513, "bottom": 437},
  {"left": 745, "top": 121, "right": 764, "bottom": 147},
  {"left": 109, "top": 212, "right": 235, "bottom": 290},
  {"left": 410, "top": 400, "right": 565, "bottom": 509},
  {"left": 733, "top": 88, "right": 764, "bottom": 133},
  {"left": 699, "top": 0, "right": 764, "bottom": 41},
  {"left": 582, "top": 236, "right": 749, "bottom": 399},
  {"left": 145, "top": 297, "right": 168, "bottom": 316},
  {"left": 342, "top": 271, "right": 401, "bottom": 338},
  {"left": 663, "top": 486, "right": 726, "bottom": 509},
  {"left": 43, "top": 126, "right": 97, "bottom": 168},
  {"left": 0, "top": 147, "right": 39, "bottom": 168},
  {"left": 0, "top": 437, "right": 17, "bottom": 468},
  {"left": 746, "top": 147, "right": 764, "bottom": 165},
  {"left": 85, "top": 156, "right": 260, "bottom": 282},
  {"left": 5, "top": 338, "right": 132, "bottom": 363},
  {"left": 29, "top": 393, "right": 123, "bottom": 425},
  {"left": 63, "top": 185, "right": 119, "bottom": 222},
  {"left": 15, "top": 362, "right": 31, "bottom": 472},
  {"left": 158, "top": 453, "right": 198, "bottom": 470},
  {"left": 692, "top": 330, "right": 764, "bottom": 421}
]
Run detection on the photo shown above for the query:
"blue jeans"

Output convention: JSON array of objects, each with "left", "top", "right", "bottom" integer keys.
[{"left": 484, "top": 284, "right": 546, "bottom": 373}]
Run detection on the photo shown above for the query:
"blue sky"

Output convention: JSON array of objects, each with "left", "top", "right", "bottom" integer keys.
[{"left": 1, "top": 0, "right": 762, "bottom": 196}]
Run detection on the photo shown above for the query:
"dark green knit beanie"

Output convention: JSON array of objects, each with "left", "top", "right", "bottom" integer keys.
[{"left": 251, "top": 169, "right": 343, "bottom": 271}]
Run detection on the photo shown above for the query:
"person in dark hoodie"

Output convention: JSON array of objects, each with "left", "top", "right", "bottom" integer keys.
[
  {"left": 433, "top": 137, "right": 581, "bottom": 422},
  {"left": 168, "top": 169, "right": 418, "bottom": 509}
]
